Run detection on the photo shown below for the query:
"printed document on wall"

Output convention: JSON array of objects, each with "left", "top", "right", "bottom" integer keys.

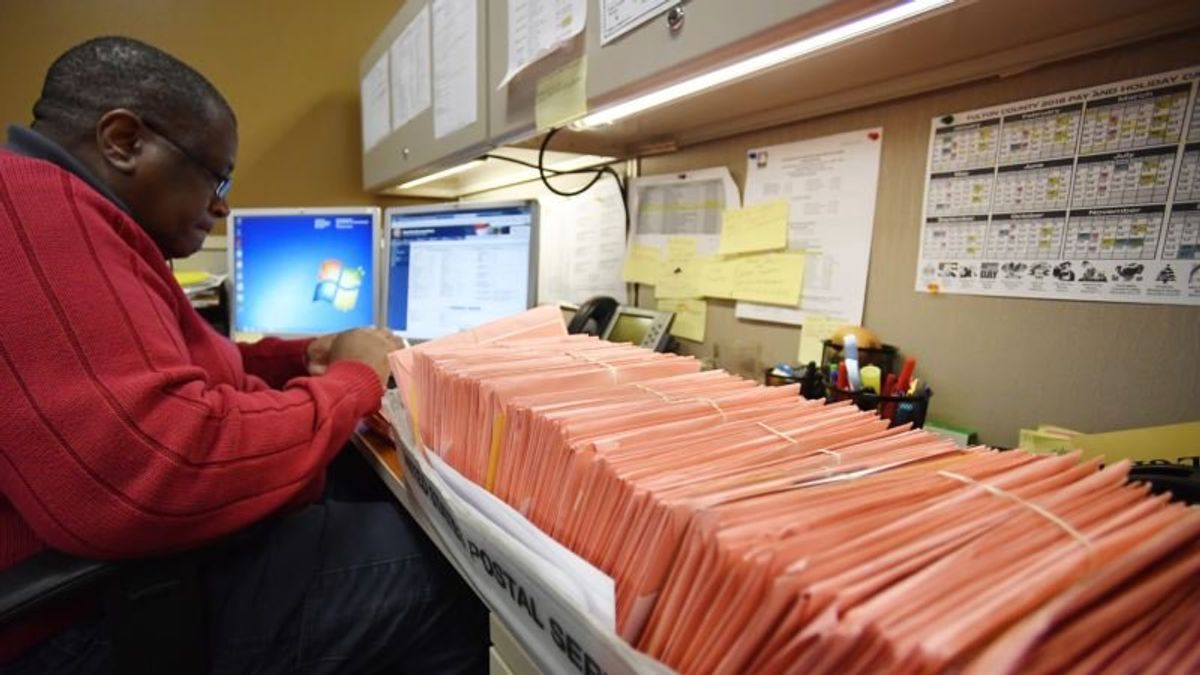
[
  {"left": 502, "top": 0, "right": 587, "bottom": 86},
  {"left": 736, "top": 128, "right": 884, "bottom": 325},
  {"left": 390, "top": 6, "right": 431, "bottom": 130},
  {"left": 629, "top": 167, "right": 741, "bottom": 256},
  {"left": 465, "top": 173, "right": 628, "bottom": 305},
  {"left": 360, "top": 53, "right": 390, "bottom": 151},
  {"left": 600, "top": 0, "right": 675, "bottom": 45},
  {"left": 432, "top": 0, "right": 477, "bottom": 139},
  {"left": 915, "top": 65, "right": 1200, "bottom": 306}
]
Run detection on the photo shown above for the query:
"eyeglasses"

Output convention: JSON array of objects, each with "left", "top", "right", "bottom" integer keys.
[{"left": 141, "top": 117, "right": 233, "bottom": 201}]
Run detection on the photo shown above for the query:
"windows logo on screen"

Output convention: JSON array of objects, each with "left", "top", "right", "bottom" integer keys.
[{"left": 313, "top": 259, "right": 364, "bottom": 312}]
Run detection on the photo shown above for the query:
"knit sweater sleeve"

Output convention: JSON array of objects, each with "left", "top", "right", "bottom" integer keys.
[
  {"left": 237, "top": 337, "right": 315, "bottom": 389},
  {"left": 0, "top": 160, "right": 383, "bottom": 560}
]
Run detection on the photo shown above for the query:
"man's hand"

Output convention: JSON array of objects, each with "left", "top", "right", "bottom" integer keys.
[{"left": 307, "top": 328, "right": 406, "bottom": 384}]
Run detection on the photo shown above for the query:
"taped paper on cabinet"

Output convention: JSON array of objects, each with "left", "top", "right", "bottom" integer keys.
[
  {"left": 502, "top": 0, "right": 587, "bottom": 86},
  {"left": 361, "top": 53, "right": 390, "bottom": 151},
  {"left": 432, "top": 0, "right": 478, "bottom": 139},
  {"left": 389, "top": 6, "right": 431, "bottom": 130}
]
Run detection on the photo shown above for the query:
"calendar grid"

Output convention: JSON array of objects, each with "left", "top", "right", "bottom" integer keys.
[{"left": 917, "top": 66, "right": 1200, "bottom": 306}]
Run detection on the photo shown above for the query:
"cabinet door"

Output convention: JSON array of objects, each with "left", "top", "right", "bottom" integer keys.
[
  {"left": 487, "top": 0, "right": 887, "bottom": 147},
  {"left": 361, "top": 0, "right": 490, "bottom": 192}
]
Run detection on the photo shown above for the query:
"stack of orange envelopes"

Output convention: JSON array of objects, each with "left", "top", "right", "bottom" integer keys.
[{"left": 389, "top": 307, "right": 1200, "bottom": 674}]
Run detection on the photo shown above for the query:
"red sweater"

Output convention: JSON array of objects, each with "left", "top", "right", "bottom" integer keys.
[{"left": 0, "top": 149, "right": 384, "bottom": 660}]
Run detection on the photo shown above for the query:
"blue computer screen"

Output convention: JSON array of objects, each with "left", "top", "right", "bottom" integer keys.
[
  {"left": 386, "top": 203, "right": 535, "bottom": 340},
  {"left": 231, "top": 210, "right": 377, "bottom": 336}
]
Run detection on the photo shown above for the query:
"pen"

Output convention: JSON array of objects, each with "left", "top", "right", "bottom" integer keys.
[
  {"left": 843, "top": 335, "right": 862, "bottom": 391},
  {"left": 881, "top": 373, "right": 897, "bottom": 420},
  {"left": 860, "top": 365, "right": 881, "bottom": 394},
  {"left": 895, "top": 357, "right": 916, "bottom": 396}
]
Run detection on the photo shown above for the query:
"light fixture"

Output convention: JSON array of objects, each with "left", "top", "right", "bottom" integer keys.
[
  {"left": 571, "top": 0, "right": 953, "bottom": 129},
  {"left": 395, "top": 158, "right": 487, "bottom": 190}
]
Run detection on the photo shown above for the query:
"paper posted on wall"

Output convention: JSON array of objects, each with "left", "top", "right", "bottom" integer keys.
[
  {"left": 735, "top": 128, "right": 884, "bottom": 326},
  {"left": 628, "top": 167, "right": 741, "bottom": 257},
  {"left": 915, "top": 65, "right": 1200, "bottom": 306}
]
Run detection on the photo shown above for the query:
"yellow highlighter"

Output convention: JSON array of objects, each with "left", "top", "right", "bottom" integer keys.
[{"left": 860, "top": 365, "right": 881, "bottom": 394}]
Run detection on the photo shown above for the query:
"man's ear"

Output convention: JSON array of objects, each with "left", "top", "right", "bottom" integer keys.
[{"left": 94, "top": 109, "right": 143, "bottom": 175}]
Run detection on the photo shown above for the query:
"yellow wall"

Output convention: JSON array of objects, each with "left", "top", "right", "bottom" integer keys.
[{"left": 0, "top": 0, "right": 419, "bottom": 228}]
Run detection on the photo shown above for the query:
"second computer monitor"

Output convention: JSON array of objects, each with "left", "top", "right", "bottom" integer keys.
[{"left": 384, "top": 200, "right": 538, "bottom": 341}]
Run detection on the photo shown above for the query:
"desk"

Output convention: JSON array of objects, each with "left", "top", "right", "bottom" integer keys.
[{"left": 350, "top": 429, "right": 543, "bottom": 675}]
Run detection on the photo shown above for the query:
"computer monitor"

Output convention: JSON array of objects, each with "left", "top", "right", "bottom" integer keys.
[
  {"left": 384, "top": 200, "right": 538, "bottom": 341},
  {"left": 227, "top": 207, "right": 382, "bottom": 340},
  {"left": 601, "top": 306, "right": 674, "bottom": 352}
]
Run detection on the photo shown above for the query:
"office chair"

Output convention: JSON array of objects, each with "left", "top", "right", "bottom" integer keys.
[{"left": 0, "top": 548, "right": 209, "bottom": 674}]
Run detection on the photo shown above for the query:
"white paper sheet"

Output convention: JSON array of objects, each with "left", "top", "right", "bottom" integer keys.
[
  {"left": 915, "top": 65, "right": 1200, "bottom": 307},
  {"left": 390, "top": 5, "right": 431, "bottom": 130},
  {"left": 426, "top": 451, "right": 616, "bottom": 629},
  {"left": 432, "top": 0, "right": 478, "bottom": 139},
  {"left": 502, "top": 0, "right": 587, "bottom": 86},
  {"left": 360, "top": 53, "right": 390, "bottom": 151},
  {"left": 629, "top": 167, "right": 741, "bottom": 256},
  {"left": 600, "top": 0, "right": 675, "bottom": 45},
  {"left": 735, "top": 128, "right": 884, "bottom": 325},
  {"left": 465, "top": 172, "right": 628, "bottom": 304}
]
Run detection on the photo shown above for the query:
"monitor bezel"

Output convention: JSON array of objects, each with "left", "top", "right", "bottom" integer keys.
[
  {"left": 381, "top": 199, "right": 540, "bottom": 339},
  {"left": 225, "top": 206, "right": 383, "bottom": 340}
]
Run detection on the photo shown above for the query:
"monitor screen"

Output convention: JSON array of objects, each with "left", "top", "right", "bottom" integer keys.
[
  {"left": 228, "top": 208, "right": 380, "bottom": 339},
  {"left": 606, "top": 313, "right": 655, "bottom": 345},
  {"left": 385, "top": 201, "right": 537, "bottom": 340}
]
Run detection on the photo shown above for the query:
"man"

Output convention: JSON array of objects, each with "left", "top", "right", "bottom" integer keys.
[{"left": 0, "top": 36, "right": 486, "bottom": 672}]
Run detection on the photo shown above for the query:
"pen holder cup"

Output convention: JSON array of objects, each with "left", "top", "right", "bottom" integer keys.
[
  {"left": 763, "top": 369, "right": 801, "bottom": 387},
  {"left": 820, "top": 341, "right": 899, "bottom": 376},
  {"left": 827, "top": 386, "right": 932, "bottom": 429},
  {"left": 764, "top": 368, "right": 828, "bottom": 400}
]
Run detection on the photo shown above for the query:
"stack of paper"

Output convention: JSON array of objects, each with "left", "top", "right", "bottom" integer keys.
[{"left": 388, "top": 307, "right": 1200, "bottom": 673}]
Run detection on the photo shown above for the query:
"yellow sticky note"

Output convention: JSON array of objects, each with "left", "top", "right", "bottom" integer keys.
[
  {"left": 666, "top": 236, "right": 698, "bottom": 263},
  {"left": 621, "top": 244, "right": 663, "bottom": 284},
  {"left": 658, "top": 236, "right": 701, "bottom": 298},
  {"left": 697, "top": 256, "right": 736, "bottom": 299},
  {"left": 797, "top": 314, "right": 840, "bottom": 365},
  {"left": 730, "top": 251, "right": 806, "bottom": 306},
  {"left": 657, "top": 269, "right": 701, "bottom": 299},
  {"left": 657, "top": 298, "right": 707, "bottom": 343},
  {"left": 536, "top": 57, "right": 587, "bottom": 131},
  {"left": 173, "top": 270, "right": 211, "bottom": 286},
  {"left": 718, "top": 200, "right": 789, "bottom": 255}
]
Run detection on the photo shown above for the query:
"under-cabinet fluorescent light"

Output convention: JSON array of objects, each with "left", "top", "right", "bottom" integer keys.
[
  {"left": 395, "top": 158, "right": 486, "bottom": 189},
  {"left": 571, "top": 0, "right": 953, "bottom": 129}
]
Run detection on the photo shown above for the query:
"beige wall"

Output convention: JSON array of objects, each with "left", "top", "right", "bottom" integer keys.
[
  {"left": 639, "top": 31, "right": 1200, "bottom": 447},
  {"left": 0, "top": 0, "right": 423, "bottom": 230}
]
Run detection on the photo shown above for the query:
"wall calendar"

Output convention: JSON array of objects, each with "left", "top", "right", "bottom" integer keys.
[{"left": 916, "top": 66, "right": 1200, "bottom": 306}]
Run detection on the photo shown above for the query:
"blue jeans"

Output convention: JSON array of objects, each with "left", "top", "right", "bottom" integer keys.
[{"left": 3, "top": 450, "right": 489, "bottom": 674}]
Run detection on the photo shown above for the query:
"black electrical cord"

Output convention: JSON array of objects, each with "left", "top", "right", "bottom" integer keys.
[
  {"left": 480, "top": 126, "right": 628, "bottom": 234},
  {"left": 484, "top": 125, "right": 637, "bottom": 301}
]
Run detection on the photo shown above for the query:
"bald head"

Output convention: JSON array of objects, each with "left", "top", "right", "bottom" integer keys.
[
  {"left": 32, "top": 36, "right": 236, "bottom": 149},
  {"left": 30, "top": 36, "right": 239, "bottom": 259}
]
